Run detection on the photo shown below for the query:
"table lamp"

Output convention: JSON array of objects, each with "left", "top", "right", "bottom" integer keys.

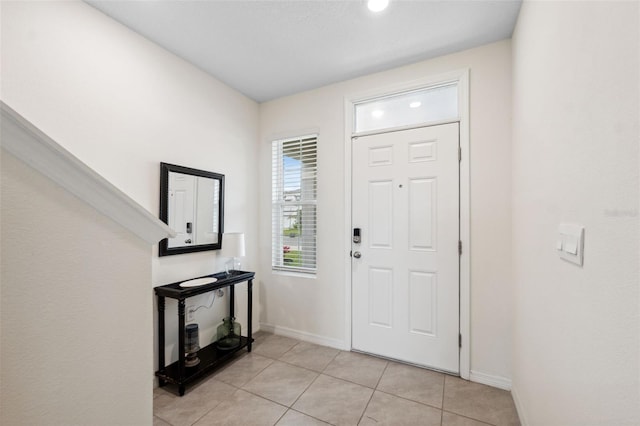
[{"left": 221, "top": 232, "right": 245, "bottom": 274}]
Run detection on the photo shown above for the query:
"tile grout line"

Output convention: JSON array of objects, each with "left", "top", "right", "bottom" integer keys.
[
  {"left": 356, "top": 386, "right": 377, "bottom": 426},
  {"left": 249, "top": 339, "right": 345, "bottom": 417},
  {"left": 187, "top": 382, "right": 245, "bottom": 426},
  {"left": 441, "top": 409, "right": 497, "bottom": 426},
  {"left": 319, "top": 357, "right": 387, "bottom": 389},
  {"left": 374, "top": 388, "right": 444, "bottom": 413},
  {"left": 319, "top": 346, "right": 342, "bottom": 374},
  {"left": 234, "top": 357, "right": 313, "bottom": 408},
  {"left": 271, "top": 408, "right": 288, "bottom": 426},
  {"left": 237, "top": 387, "right": 291, "bottom": 411},
  {"left": 276, "top": 350, "right": 342, "bottom": 374},
  {"left": 153, "top": 414, "right": 173, "bottom": 426},
  {"left": 288, "top": 408, "right": 338, "bottom": 426},
  {"left": 373, "top": 360, "right": 390, "bottom": 390},
  {"left": 188, "top": 399, "right": 223, "bottom": 426},
  {"left": 321, "top": 370, "right": 369, "bottom": 387},
  {"left": 243, "top": 340, "right": 329, "bottom": 410},
  {"left": 288, "top": 369, "right": 322, "bottom": 409},
  {"left": 153, "top": 408, "right": 174, "bottom": 426},
  {"left": 258, "top": 335, "right": 395, "bottom": 390},
  {"left": 278, "top": 341, "right": 300, "bottom": 358},
  {"left": 356, "top": 360, "right": 391, "bottom": 425},
  {"left": 154, "top": 384, "right": 231, "bottom": 426},
  {"left": 441, "top": 375, "right": 499, "bottom": 426},
  {"left": 440, "top": 374, "right": 446, "bottom": 426},
  {"left": 228, "top": 353, "right": 276, "bottom": 388}
]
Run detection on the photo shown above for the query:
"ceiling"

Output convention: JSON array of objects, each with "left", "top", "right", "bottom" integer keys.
[{"left": 86, "top": 1, "right": 522, "bottom": 103}]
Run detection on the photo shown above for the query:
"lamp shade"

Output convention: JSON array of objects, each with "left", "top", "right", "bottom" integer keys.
[{"left": 221, "top": 233, "right": 245, "bottom": 258}]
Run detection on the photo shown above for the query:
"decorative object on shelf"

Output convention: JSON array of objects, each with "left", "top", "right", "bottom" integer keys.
[
  {"left": 184, "top": 324, "right": 200, "bottom": 367},
  {"left": 221, "top": 232, "right": 245, "bottom": 274},
  {"left": 215, "top": 316, "right": 241, "bottom": 350},
  {"left": 179, "top": 277, "right": 218, "bottom": 288}
]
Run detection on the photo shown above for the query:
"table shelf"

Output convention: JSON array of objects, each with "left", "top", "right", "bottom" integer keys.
[
  {"left": 154, "top": 270, "right": 254, "bottom": 396},
  {"left": 156, "top": 336, "right": 253, "bottom": 386}
]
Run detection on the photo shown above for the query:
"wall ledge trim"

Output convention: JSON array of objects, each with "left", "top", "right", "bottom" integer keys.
[
  {"left": 469, "top": 370, "right": 512, "bottom": 391},
  {"left": 259, "top": 322, "right": 348, "bottom": 351},
  {"left": 0, "top": 101, "right": 176, "bottom": 244}
]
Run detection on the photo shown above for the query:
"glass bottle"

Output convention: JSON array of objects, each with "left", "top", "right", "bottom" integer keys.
[{"left": 216, "top": 317, "right": 241, "bottom": 350}]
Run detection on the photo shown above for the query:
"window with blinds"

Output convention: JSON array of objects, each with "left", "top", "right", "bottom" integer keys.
[{"left": 272, "top": 135, "right": 318, "bottom": 274}]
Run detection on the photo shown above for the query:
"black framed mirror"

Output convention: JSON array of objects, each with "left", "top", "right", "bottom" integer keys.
[{"left": 159, "top": 162, "right": 224, "bottom": 256}]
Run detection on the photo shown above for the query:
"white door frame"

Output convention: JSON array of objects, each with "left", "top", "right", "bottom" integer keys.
[{"left": 343, "top": 69, "right": 470, "bottom": 380}]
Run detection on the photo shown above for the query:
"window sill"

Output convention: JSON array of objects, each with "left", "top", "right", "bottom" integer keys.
[{"left": 271, "top": 269, "right": 317, "bottom": 279}]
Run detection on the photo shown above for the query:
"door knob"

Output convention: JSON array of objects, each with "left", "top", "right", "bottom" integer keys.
[{"left": 353, "top": 251, "right": 362, "bottom": 259}]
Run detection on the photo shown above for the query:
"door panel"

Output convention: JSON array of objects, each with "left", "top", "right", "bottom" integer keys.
[
  {"left": 408, "top": 177, "right": 436, "bottom": 250},
  {"left": 369, "top": 180, "right": 394, "bottom": 248},
  {"left": 408, "top": 271, "right": 436, "bottom": 336},
  {"left": 369, "top": 267, "right": 393, "bottom": 328},
  {"left": 352, "top": 123, "right": 459, "bottom": 373}
]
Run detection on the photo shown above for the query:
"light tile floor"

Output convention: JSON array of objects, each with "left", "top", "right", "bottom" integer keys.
[{"left": 154, "top": 332, "right": 520, "bottom": 426}]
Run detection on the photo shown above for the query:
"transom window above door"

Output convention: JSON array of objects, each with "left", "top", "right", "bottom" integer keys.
[{"left": 354, "top": 83, "right": 458, "bottom": 133}]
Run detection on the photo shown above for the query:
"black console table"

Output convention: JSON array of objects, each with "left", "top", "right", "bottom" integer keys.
[{"left": 154, "top": 270, "right": 254, "bottom": 396}]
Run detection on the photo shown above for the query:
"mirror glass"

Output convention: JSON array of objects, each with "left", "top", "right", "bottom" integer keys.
[{"left": 159, "top": 163, "right": 224, "bottom": 256}]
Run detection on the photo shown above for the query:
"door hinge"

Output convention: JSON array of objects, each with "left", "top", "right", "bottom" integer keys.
[
  {"left": 458, "top": 240, "right": 462, "bottom": 255},
  {"left": 458, "top": 147, "right": 462, "bottom": 162},
  {"left": 459, "top": 333, "right": 462, "bottom": 348}
]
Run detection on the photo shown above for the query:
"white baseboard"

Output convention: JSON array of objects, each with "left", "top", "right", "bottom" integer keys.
[
  {"left": 510, "top": 382, "right": 529, "bottom": 426},
  {"left": 469, "top": 370, "right": 512, "bottom": 391},
  {"left": 469, "top": 371, "right": 524, "bottom": 423},
  {"left": 259, "top": 322, "right": 349, "bottom": 351}
]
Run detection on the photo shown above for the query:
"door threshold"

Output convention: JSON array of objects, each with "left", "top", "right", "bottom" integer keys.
[{"left": 350, "top": 348, "right": 460, "bottom": 377}]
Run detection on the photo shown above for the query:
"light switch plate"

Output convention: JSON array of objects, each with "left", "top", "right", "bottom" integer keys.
[{"left": 558, "top": 224, "right": 584, "bottom": 266}]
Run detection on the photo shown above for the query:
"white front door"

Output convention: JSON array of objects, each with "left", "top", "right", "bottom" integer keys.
[{"left": 351, "top": 123, "right": 460, "bottom": 373}]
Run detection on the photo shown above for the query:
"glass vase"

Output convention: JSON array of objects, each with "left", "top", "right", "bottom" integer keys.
[{"left": 215, "top": 317, "right": 241, "bottom": 350}]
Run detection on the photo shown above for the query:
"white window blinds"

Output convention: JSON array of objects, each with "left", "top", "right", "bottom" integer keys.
[{"left": 272, "top": 135, "right": 318, "bottom": 274}]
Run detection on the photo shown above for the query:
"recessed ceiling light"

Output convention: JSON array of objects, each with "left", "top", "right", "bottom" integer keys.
[
  {"left": 371, "top": 109, "right": 384, "bottom": 118},
  {"left": 368, "top": 0, "right": 389, "bottom": 13},
  {"left": 409, "top": 101, "right": 422, "bottom": 108}
]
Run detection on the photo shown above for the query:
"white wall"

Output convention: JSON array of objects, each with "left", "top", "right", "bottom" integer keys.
[
  {"left": 511, "top": 1, "right": 639, "bottom": 424},
  {"left": 1, "top": 0, "right": 260, "bottom": 372},
  {"left": 258, "top": 40, "right": 513, "bottom": 383},
  {"left": 0, "top": 151, "right": 152, "bottom": 425}
]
